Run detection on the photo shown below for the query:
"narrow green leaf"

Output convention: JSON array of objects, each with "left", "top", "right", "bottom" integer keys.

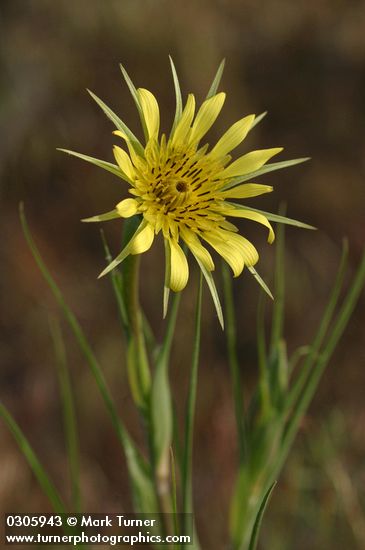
[
  {"left": 87, "top": 89, "right": 144, "bottom": 155},
  {"left": 274, "top": 245, "right": 365, "bottom": 480},
  {"left": 101, "top": 227, "right": 157, "bottom": 376},
  {"left": 82, "top": 209, "right": 120, "bottom": 223},
  {"left": 0, "top": 401, "right": 67, "bottom": 514},
  {"left": 250, "top": 111, "right": 267, "bottom": 129},
  {"left": 222, "top": 157, "right": 310, "bottom": 190},
  {"left": 119, "top": 64, "right": 148, "bottom": 142},
  {"left": 98, "top": 220, "right": 146, "bottom": 278},
  {"left": 248, "top": 481, "right": 277, "bottom": 550},
  {"left": 288, "top": 345, "right": 310, "bottom": 375},
  {"left": 195, "top": 257, "right": 224, "bottom": 329},
  {"left": 100, "top": 230, "right": 128, "bottom": 331},
  {"left": 169, "top": 56, "right": 183, "bottom": 134},
  {"left": 286, "top": 241, "right": 348, "bottom": 414},
  {"left": 120, "top": 64, "right": 142, "bottom": 112},
  {"left": 20, "top": 205, "right": 156, "bottom": 517},
  {"left": 57, "top": 148, "right": 130, "bottom": 182},
  {"left": 49, "top": 317, "right": 81, "bottom": 513},
  {"left": 206, "top": 59, "right": 226, "bottom": 99},
  {"left": 124, "top": 439, "right": 158, "bottom": 514},
  {"left": 277, "top": 340, "right": 289, "bottom": 395},
  {"left": 240, "top": 206, "right": 316, "bottom": 230},
  {"left": 248, "top": 266, "right": 274, "bottom": 300},
  {"left": 19, "top": 206, "right": 141, "bottom": 451}
]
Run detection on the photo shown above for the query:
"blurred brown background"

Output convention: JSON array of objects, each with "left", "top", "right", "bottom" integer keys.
[{"left": 1, "top": 1, "right": 365, "bottom": 548}]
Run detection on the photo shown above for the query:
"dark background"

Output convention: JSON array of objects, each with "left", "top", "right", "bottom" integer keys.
[{"left": 1, "top": 1, "right": 365, "bottom": 548}]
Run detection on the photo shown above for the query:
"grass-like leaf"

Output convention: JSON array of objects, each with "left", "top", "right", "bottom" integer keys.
[
  {"left": 206, "top": 58, "right": 226, "bottom": 99},
  {"left": 169, "top": 56, "right": 183, "bottom": 134},
  {"left": 87, "top": 89, "right": 144, "bottom": 155},
  {"left": 195, "top": 256, "right": 224, "bottom": 329},
  {"left": 49, "top": 317, "right": 81, "bottom": 513},
  {"left": 222, "top": 157, "right": 310, "bottom": 190},
  {"left": 120, "top": 63, "right": 142, "bottom": 113},
  {"left": 241, "top": 206, "right": 316, "bottom": 230},
  {"left": 119, "top": 64, "right": 148, "bottom": 142},
  {"left": 276, "top": 245, "right": 365, "bottom": 478},
  {"left": 0, "top": 401, "right": 67, "bottom": 514},
  {"left": 19, "top": 204, "right": 155, "bottom": 512},
  {"left": 20, "top": 203, "right": 123, "bottom": 439},
  {"left": 248, "top": 266, "right": 273, "bottom": 300},
  {"left": 57, "top": 149, "right": 130, "bottom": 182},
  {"left": 248, "top": 481, "right": 277, "bottom": 550},
  {"left": 285, "top": 241, "right": 348, "bottom": 415},
  {"left": 250, "top": 111, "right": 267, "bottom": 129}
]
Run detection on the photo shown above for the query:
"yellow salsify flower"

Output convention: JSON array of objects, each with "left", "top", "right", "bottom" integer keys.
[{"left": 60, "top": 59, "right": 311, "bottom": 325}]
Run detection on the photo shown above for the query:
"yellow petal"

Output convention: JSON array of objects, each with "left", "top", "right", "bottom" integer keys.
[
  {"left": 137, "top": 88, "right": 160, "bottom": 140},
  {"left": 130, "top": 223, "right": 155, "bottom": 255},
  {"left": 171, "top": 94, "right": 196, "bottom": 147},
  {"left": 98, "top": 220, "right": 146, "bottom": 278},
  {"left": 210, "top": 114, "right": 255, "bottom": 159},
  {"left": 221, "top": 148, "right": 283, "bottom": 179},
  {"left": 168, "top": 239, "right": 189, "bottom": 291},
  {"left": 201, "top": 232, "right": 242, "bottom": 277},
  {"left": 229, "top": 233, "right": 259, "bottom": 266},
  {"left": 113, "top": 129, "right": 128, "bottom": 140},
  {"left": 180, "top": 227, "right": 215, "bottom": 272},
  {"left": 220, "top": 207, "right": 275, "bottom": 243},
  {"left": 81, "top": 209, "right": 120, "bottom": 223},
  {"left": 188, "top": 92, "right": 226, "bottom": 146},
  {"left": 220, "top": 183, "right": 273, "bottom": 199},
  {"left": 202, "top": 230, "right": 258, "bottom": 276},
  {"left": 113, "top": 130, "right": 145, "bottom": 169},
  {"left": 113, "top": 146, "right": 135, "bottom": 180},
  {"left": 116, "top": 198, "right": 139, "bottom": 218}
]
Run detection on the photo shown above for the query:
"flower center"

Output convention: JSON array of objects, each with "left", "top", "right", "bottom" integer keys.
[{"left": 175, "top": 180, "right": 188, "bottom": 193}]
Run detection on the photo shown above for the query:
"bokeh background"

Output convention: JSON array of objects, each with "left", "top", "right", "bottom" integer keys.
[{"left": 1, "top": 1, "right": 365, "bottom": 548}]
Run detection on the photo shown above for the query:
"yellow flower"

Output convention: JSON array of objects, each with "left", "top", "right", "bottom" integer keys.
[{"left": 60, "top": 59, "right": 310, "bottom": 325}]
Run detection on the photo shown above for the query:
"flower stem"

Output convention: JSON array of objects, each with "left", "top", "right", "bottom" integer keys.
[
  {"left": 182, "top": 274, "right": 203, "bottom": 513},
  {"left": 124, "top": 253, "right": 151, "bottom": 410},
  {"left": 222, "top": 263, "right": 248, "bottom": 464}
]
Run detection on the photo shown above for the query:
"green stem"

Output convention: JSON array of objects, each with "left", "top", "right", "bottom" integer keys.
[
  {"left": 151, "top": 290, "right": 181, "bottom": 541},
  {"left": 125, "top": 255, "right": 151, "bottom": 412},
  {"left": 256, "top": 295, "right": 271, "bottom": 418},
  {"left": 270, "top": 207, "right": 286, "bottom": 354},
  {"left": 222, "top": 263, "right": 248, "bottom": 464},
  {"left": 182, "top": 274, "right": 203, "bottom": 515}
]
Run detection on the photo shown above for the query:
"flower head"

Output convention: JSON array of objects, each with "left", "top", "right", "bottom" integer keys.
[{"left": 60, "top": 59, "right": 310, "bottom": 325}]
